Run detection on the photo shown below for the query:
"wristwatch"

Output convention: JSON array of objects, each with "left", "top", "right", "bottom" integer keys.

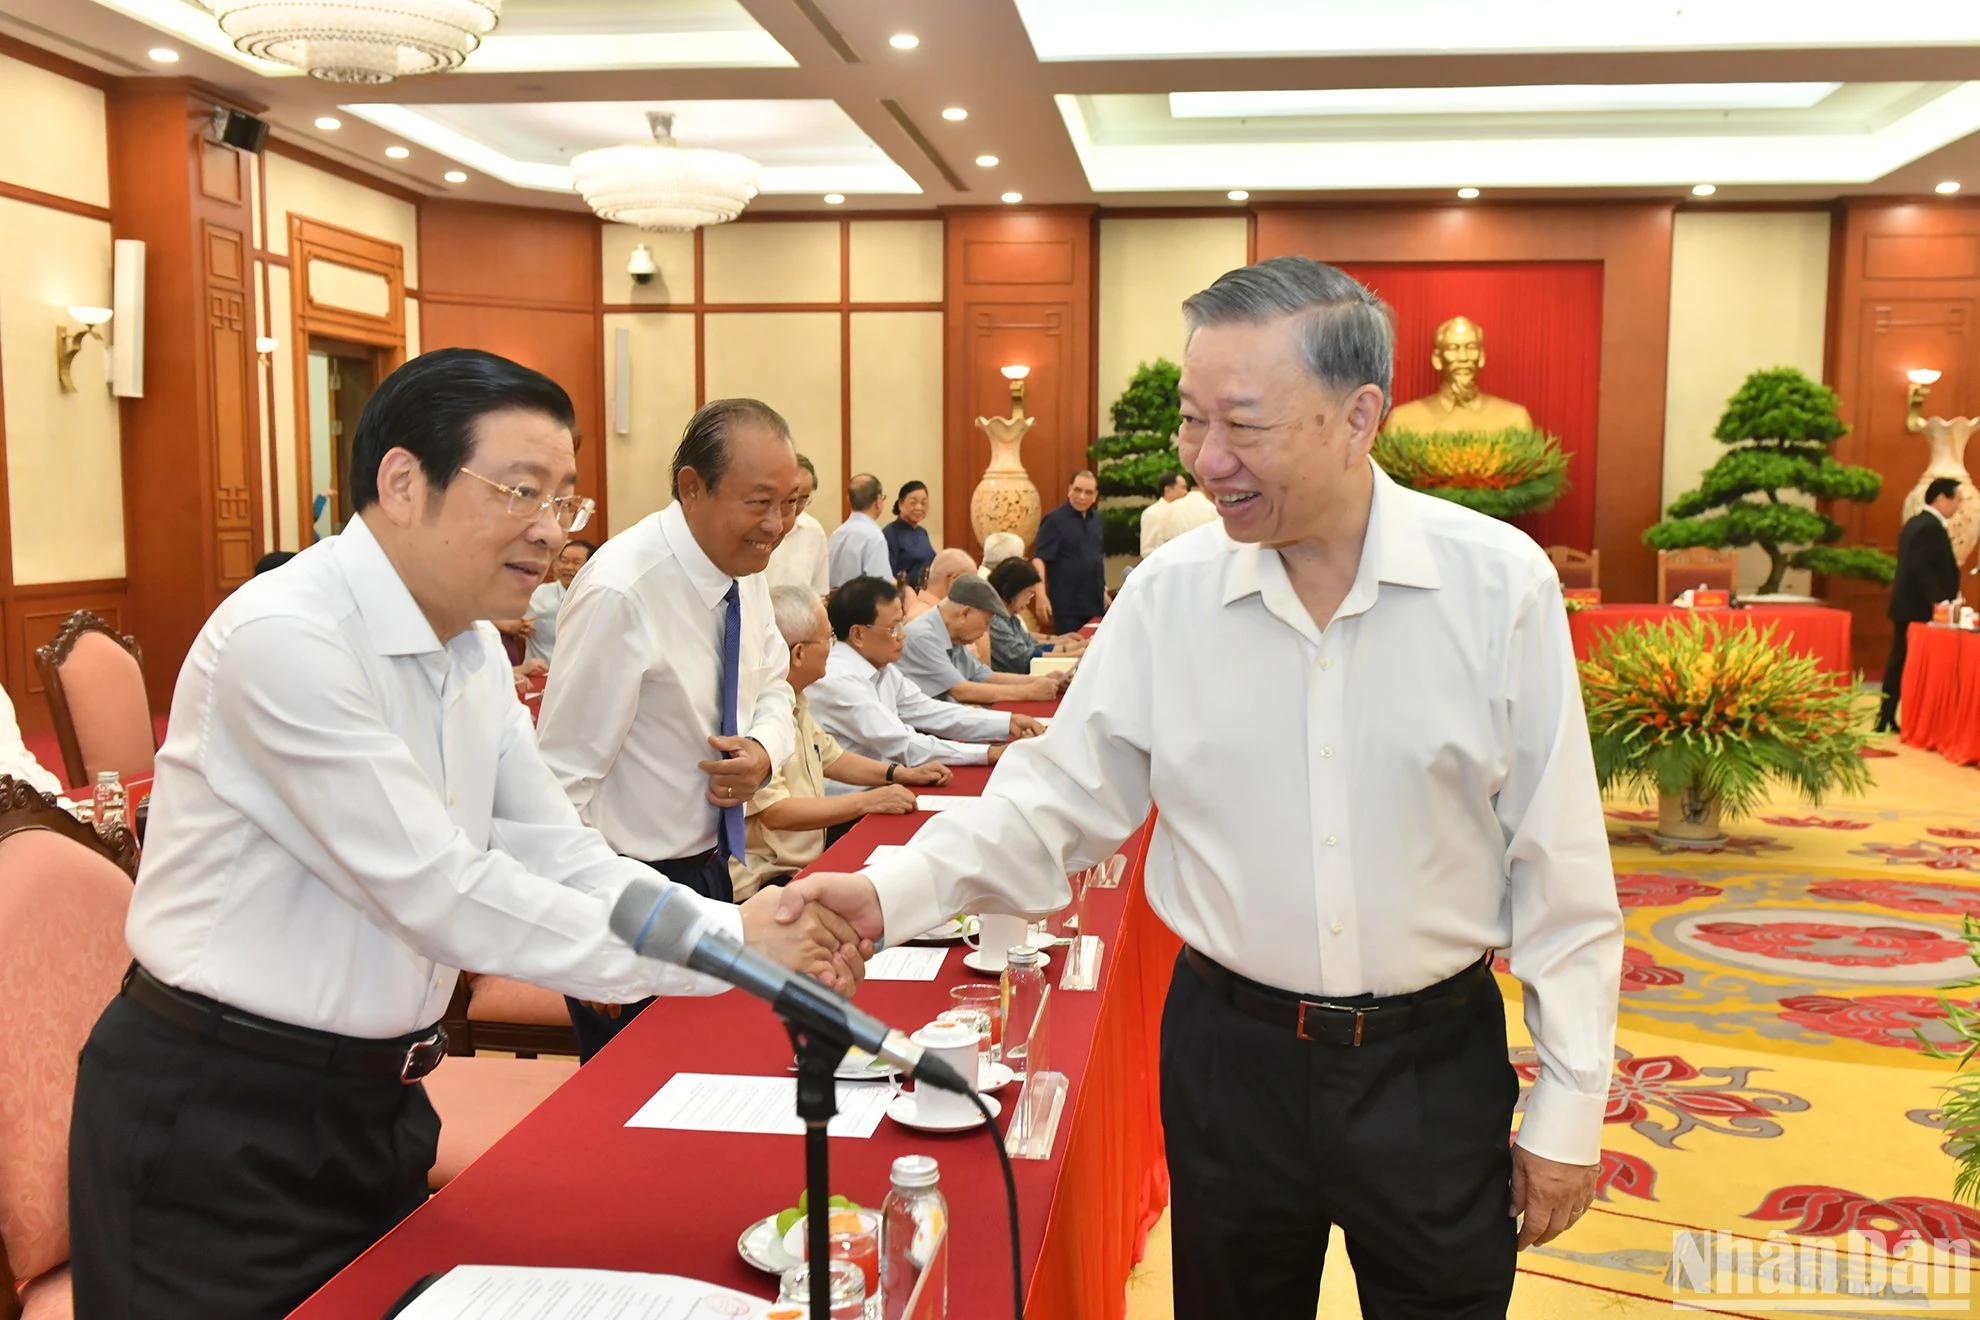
[{"left": 885, "top": 764, "right": 898, "bottom": 783}]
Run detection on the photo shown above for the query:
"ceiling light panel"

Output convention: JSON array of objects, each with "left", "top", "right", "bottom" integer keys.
[
  {"left": 1017, "top": 0, "right": 1980, "bottom": 61},
  {"left": 1170, "top": 84, "right": 1842, "bottom": 119}
]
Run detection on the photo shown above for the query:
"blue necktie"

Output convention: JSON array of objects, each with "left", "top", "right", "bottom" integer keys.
[{"left": 718, "top": 581, "right": 745, "bottom": 862}]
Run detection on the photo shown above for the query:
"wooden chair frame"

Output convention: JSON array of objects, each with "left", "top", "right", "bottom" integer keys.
[
  {"left": 0, "top": 774, "right": 138, "bottom": 879},
  {"left": 34, "top": 610, "right": 154, "bottom": 790},
  {"left": 439, "top": 976, "right": 581, "bottom": 1060},
  {"left": 1545, "top": 545, "right": 1600, "bottom": 590},
  {"left": 1655, "top": 548, "right": 1739, "bottom": 604}
]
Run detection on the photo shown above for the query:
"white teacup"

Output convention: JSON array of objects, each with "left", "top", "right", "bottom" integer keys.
[
  {"left": 909, "top": 1021, "right": 981, "bottom": 1125},
  {"left": 964, "top": 913, "right": 1030, "bottom": 970}
]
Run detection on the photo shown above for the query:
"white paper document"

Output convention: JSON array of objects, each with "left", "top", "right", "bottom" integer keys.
[
  {"left": 394, "top": 1264, "right": 772, "bottom": 1319},
  {"left": 626, "top": 1074, "right": 890, "bottom": 1138},
  {"left": 913, "top": 795, "right": 972, "bottom": 811},
  {"left": 862, "top": 945, "right": 946, "bottom": 981}
]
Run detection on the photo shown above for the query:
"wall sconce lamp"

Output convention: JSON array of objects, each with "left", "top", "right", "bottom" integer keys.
[
  {"left": 1001, "top": 364, "right": 1030, "bottom": 417},
  {"left": 1907, "top": 367, "right": 1942, "bottom": 432},
  {"left": 256, "top": 335, "right": 279, "bottom": 365},
  {"left": 56, "top": 306, "right": 113, "bottom": 392}
]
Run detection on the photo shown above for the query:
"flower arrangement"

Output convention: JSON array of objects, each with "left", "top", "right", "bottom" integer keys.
[
  {"left": 1372, "top": 426, "right": 1568, "bottom": 519},
  {"left": 1578, "top": 615, "right": 1871, "bottom": 823},
  {"left": 1921, "top": 915, "right": 1980, "bottom": 1204}
]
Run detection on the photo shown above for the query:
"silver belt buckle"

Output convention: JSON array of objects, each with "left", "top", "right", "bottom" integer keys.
[
  {"left": 399, "top": 1029, "right": 447, "bottom": 1084},
  {"left": 1295, "top": 1001, "right": 1367, "bottom": 1046}
]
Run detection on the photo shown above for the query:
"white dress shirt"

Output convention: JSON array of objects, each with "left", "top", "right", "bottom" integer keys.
[
  {"left": 523, "top": 579, "right": 564, "bottom": 666},
  {"left": 767, "top": 511, "right": 830, "bottom": 596},
  {"left": 127, "top": 514, "right": 741, "bottom": 1040},
  {"left": 862, "top": 462, "right": 1623, "bottom": 1165},
  {"left": 808, "top": 642, "right": 1012, "bottom": 782},
  {"left": 827, "top": 511, "right": 892, "bottom": 588},
  {"left": 537, "top": 502, "right": 796, "bottom": 861},
  {"left": 0, "top": 682, "right": 64, "bottom": 797},
  {"left": 1140, "top": 489, "right": 1221, "bottom": 557}
]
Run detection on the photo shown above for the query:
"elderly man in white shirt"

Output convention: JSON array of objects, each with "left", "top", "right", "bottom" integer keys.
[
  {"left": 537, "top": 397, "right": 806, "bottom": 1060},
  {"left": 781, "top": 257, "right": 1622, "bottom": 1320},
  {"left": 827, "top": 471, "right": 891, "bottom": 588},
  {"left": 521, "top": 535, "right": 593, "bottom": 667},
  {"left": 67, "top": 350, "right": 860, "bottom": 1320},
  {"left": 1139, "top": 470, "right": 1221, "bottom": 556},
  {"left": 807, "top": 575, "right": 1044, "bottom": 784},
  {"left": 765, "top": 452, "right": 830, "bottom": 597}
]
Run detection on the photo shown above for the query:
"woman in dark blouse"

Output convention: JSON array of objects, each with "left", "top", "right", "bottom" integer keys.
[
  {"left": 883, "top": 480, "right": 936, "bottom": 590},
  {"left": 987, "top": 557, "right": 1087, "bottom": 673}
]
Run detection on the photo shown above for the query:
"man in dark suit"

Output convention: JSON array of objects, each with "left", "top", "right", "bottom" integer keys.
[{"left": 1877, "top": 477, "right": 1964, "bottom": 733}]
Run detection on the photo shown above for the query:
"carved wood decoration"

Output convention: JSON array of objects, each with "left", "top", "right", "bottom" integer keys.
[
  {"left": 34, "top": 609, "right": 149, "bottom": 790},
  {"left": 0, "top": 774, "right": 141, "bottom": 879}
]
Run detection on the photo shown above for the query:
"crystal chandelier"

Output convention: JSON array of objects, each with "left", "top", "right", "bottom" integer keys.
[
  {"left": 203, "top": 0, "right": 501, "bottom": 84},
  {"left": 570, "top": 113, "right": 761, "bottom": 232}
]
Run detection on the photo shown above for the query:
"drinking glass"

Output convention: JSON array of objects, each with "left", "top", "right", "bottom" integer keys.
[{"left": 949, "top": 984, "right": 1003, "bottom": 1061}]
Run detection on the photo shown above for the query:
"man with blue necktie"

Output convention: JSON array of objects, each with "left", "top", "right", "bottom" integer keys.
[{"left": 538, "top": 398, "right": 805, "bottom": 1060}]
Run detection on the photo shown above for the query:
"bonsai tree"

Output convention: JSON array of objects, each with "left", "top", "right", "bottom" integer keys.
[
  {"left": 1645, "top": 367, "right": 1894, "bottom": 595},
  {"left": 1089, "top": 359, "right": 1183, "bottom": 556}
]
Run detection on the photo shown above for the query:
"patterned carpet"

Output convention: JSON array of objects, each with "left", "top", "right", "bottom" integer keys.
[{"left": 1127, "top": 733, "right": 1980, "bottom": 1318}]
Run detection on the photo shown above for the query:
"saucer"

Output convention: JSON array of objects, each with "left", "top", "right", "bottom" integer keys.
[
  {"left": 962, "top": 948, "right": 1048, "bottom": 976},
  {"left": 737, "top": 1216, "right": 800, "bottom": 1274},
  {"left": 887, "top": 1090, "right": 1001, "bottom": 1133},
  {"left": 977, "top": 1060, "right": 1016, "bottom": 1093},
  {"left": 909, "top": 917, "right": 968, "bottom": 944}
]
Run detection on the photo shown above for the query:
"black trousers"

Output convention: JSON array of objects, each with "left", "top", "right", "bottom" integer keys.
[
  {"left": 68, "top": 995, "right": 440, "bottom": 1320},
  {"left": 1878, "top": 620, "right": 1917, "bottom": 731},
  {"left": 1161, "top": 953, "right": 1519, "bottom": 1320},
  {"left": 566, "top": 849, "right": 732, "bottom": 1062}
]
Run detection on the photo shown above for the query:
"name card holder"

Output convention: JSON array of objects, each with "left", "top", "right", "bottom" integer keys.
[
  {"left": 1691, "top": 589, "right": 1731, "bottom": 609},
  {"left": 1563, "top": 587, "right": 1602, "bottom": 606},
  {"left": 1004, "top": 987, "right": 1067, "bottom": 1161}
]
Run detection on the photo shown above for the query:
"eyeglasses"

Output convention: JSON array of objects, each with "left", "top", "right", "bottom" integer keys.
[
  {"left": 458, "top": 468, "right": 594, "bottom": 533},
  {"left": 859, "top": 618, "right": 907, "bottom": 638}
]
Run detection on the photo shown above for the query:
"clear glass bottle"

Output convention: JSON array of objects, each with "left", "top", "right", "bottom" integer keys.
[
  {"left": 92, "top": 771, "right": 125, "bottom": 835},
  {"left": 881, "top": 1155, "right": 947, "bottom": 1320},
  {"left": 1000, "top": 944, "right": 1044, "bottom": 1073}
]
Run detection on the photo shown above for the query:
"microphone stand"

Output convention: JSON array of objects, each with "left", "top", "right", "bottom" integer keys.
[{"left": 787, "top": 1018, "right": 848, "bottom": 1320}]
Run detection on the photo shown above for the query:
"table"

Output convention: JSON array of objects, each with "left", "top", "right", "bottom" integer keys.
[
  {"left": 1568, "top": 604, "right": 1854, "bottom": 676},
  {"left": 1900, "top": 623, "right": 1980, "bottom": 768},
  {"left": 294, "top": 712, "right": 1178, "bottom": 1320}
]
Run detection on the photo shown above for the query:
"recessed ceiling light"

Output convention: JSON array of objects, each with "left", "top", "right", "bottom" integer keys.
[
  {"left": 1692, "top": 183, "right": 1718, "bottom": 196},
  {"left": 888, "top": 33, "right": 919, "bottom": 49},
  {"left": 942, "top": 107, "right": 968, "bottom": 122},
  {"left": 314, "top": 116, "right": 342, "bottom": 131},
  {"left": 824, "top": 193, "right": 845, "bottom": 205},
  {"left": 1937, "top": 180, "right": 1962, "bottom": 195},
  {"left": 147, "top": 47, "right": 180, "bottom": 63},
  {"left": 385, "top": 145, "right": 410, "bottom": 159},
  {"left": 444, "top": 170, "right": 468, "bottom": 184},
  {"left": 976, "top": 154, "right": 1000, "bottom": 168},
  {"left": 1227, "top": 189, "right": 1249, "bottom": 201},
  {"left": 1001, "top": 191, "right": 1022, "bottom": 203},
  {"left": 1457, "top": 187, "right": 1480, "bottom": 199}
]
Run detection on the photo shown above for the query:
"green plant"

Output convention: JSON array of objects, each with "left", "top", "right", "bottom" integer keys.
[
  {"left": 1578, "top": 614, "right": 1871, "bottom": 821},
  {"left": 1919, "top": 917, "right": 1980, "bottom": 1204},
  {"left": 1372, "top": 426, "right": 1569, "bottom": 519},
  {"left": 1089, "top": 360, "right": 1183, "bottom": 555},
  {"left": 1645, "top": 367, "right": 1893, "bottom": 594}
]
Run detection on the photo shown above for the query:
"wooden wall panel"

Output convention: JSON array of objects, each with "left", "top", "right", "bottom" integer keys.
[
  {"left": 1826, "top": 200, "right": 1980, "bottom": 673},
  {"left": 1254, "top": 203, "right": 1674, "bottom": 603},
  {"left": 943, "top": 209, "right": 1094, "bottom": 555},
  {"left": 419, "top": 203, "right": 609, "bottom": 534}
]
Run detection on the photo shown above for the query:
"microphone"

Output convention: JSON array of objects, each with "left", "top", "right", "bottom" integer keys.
[{"left": 608, "top": 878, "right": 975, "bottom": 1096}]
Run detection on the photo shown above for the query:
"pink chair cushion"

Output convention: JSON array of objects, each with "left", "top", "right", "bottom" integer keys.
[
  {"left": 0, "top": 832, "right": 132, "bottom": 1283},
  {"left": 20, "top": 1264, "right": 72, "bottom": 1319},
  {"left": 59, "top": 633, "right": 153, "bottom": 783},
  {"left": 465, "top": 976, "right": 571, "bottom": 1026},
  {"left": 423, "top": 1056, "right": 577, "bottom": 1189}
]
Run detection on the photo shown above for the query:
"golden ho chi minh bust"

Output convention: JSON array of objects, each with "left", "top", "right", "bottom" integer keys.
[{"left": 1383, "top": 315, "right": 1534, "bottom": 434}]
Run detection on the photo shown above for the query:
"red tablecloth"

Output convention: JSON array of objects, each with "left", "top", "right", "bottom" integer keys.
[
  {"left": 294, "top": 714, "right": 1176, "bottom": 1320},
  {"left": 1568, "top": 604, "right": 1854, "bottom": 676},
  {"left": 1900, "top": 623, "right": 1980, "bottom": 768}
]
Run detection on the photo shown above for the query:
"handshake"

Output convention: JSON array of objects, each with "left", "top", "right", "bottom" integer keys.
[{"left": 737, "top": 872, "right": 890, "bottom": 996}]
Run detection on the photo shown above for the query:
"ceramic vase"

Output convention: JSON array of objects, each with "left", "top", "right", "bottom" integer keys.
[
  {"left": 970, "top": 413, "right": 1042, "bottom": 550},
  {"left": 1903, "top": 416, "right": 1979, "bottom": 564}
]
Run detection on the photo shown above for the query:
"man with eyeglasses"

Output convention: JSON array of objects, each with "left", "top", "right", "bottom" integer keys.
[
  {"left": 765, "top": 452, "right": 830, "bottom": 597},
  {"left": 68, "top": 351, "right": 865, "bottom": 1319},
  {"left": 537, "top": 398, "right": 811, "bottom": 1060}
]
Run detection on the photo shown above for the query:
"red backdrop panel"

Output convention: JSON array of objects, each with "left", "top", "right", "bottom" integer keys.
[{"left": 1335, "top": 262, "right": 1604, "bottom": 552}]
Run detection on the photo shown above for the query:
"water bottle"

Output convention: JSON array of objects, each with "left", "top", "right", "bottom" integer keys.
[
  {"left": 1000, "top": 945, "right": 1044, "bottom": 1072},
  {"left": 881, "top": 1155, "right": 947, "bottom": 1320},
  {"left": 92, "top": 771, "right": 126, "bottom": 835}
]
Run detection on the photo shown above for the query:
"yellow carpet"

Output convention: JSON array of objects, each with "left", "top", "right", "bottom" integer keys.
[{"left": 1126, "top": 733, "right": 1980, "bottom": 1318}]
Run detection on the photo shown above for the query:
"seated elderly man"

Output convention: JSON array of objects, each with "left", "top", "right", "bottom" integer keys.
[
  {"left": 731, "top": 587, "right": 954, "bottom": 900},
  {"left": 903, "top": 547, "right": 976, "bottom": 621},
  {"left": 898, "top": 574, "right": 1066, "bottom": 705},
  {"left": 808, "top": 576, "right": 1044, "bottom": 787}
]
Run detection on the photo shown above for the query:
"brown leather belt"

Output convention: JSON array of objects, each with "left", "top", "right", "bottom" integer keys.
[
  {"left": 123, "top": 964, "right": 447, "bottom": 1083},
  {"left": 1183, "top": 948, "right": 1493, "bottom": 1046}
]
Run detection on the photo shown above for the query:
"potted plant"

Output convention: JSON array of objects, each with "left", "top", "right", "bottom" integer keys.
[
  {"left": 1922, "top": 916, "right": 1980, "bottom": 1205},
  {"left": 1578, "top": 615, "right": 1871, "bottom": 845},
  {"left": 1371, "top": 425, "right": 1569, "bottom": 519},
  {"left": 1090, "top": 360, "right": 1183, "bottom": 557},
  {"left": 1645, "top": 366, "right": 1893, "bottom": 599}
]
